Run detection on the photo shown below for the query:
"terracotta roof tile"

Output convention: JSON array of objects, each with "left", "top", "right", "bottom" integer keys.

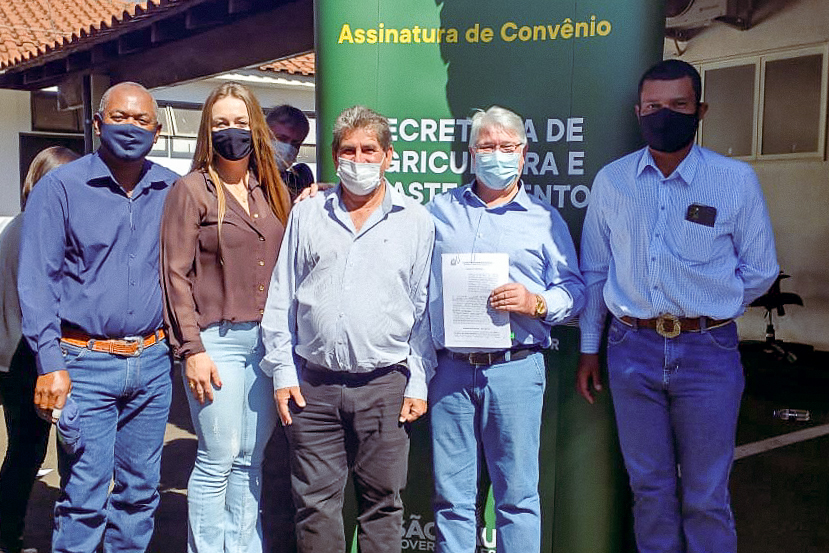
[
  {"left": 0, "top": 0, "right": 177, "bottom": 69},
  {"left": 260, "top": 52, "right": 315, "bottom": 76}
]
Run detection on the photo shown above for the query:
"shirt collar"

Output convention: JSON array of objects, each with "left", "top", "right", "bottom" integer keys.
[
  {"left": 461, "top": 180, "right": 531, "bottom": 210},
  {"left": 636, "top": 144, "right": 701, "bottom": 187},
  {"left": 88, "top": 150, "right": 171, "bottom": 194}
]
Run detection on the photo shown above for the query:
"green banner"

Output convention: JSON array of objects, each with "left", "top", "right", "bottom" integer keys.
[{"left": 315, "top": 1, "right": 665, "bottom": 551}]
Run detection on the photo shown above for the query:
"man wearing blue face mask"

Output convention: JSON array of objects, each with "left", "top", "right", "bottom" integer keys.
[
  {"left": 261, "top": 105, "right": 435, "bottom": 553},
  {"left": 577, "top": 60, "right": 778, "bottom": 553},
  {"left": 18, "top": 81, "right": 178, "bottom": 553},
  {"left": 427, "top": 106, "right": 585, "bottom": 553}
]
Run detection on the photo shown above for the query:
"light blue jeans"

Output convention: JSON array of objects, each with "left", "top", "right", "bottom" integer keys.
[
  {"left": 53, "top": 338, "right": 172, "bottom": 553},
  {"left": 607, "top": 318, "right": 743, "bottom": 553},
  {"left": 185, "top": 322, "right": 277, "bottom": 553},
  {"left": 430, "top": 350, "right": 545, "bottom": 553}
]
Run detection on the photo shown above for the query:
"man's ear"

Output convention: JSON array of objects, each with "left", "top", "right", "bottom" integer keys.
[
  {"left": 92, "top": 113, "right": 103, "bottom": 136},
  {"left": 697, "top": 102, "right": 709, "bottom": 121}
]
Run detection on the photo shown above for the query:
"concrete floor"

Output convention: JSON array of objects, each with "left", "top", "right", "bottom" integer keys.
[{"left": 2, "top": 346, "right": 828, "bottom": 552}]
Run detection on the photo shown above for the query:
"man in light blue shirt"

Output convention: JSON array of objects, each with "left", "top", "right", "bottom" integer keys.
[
  {"left": 577, "top": 60, "right": 778, "bottom": 553},
  {"left": 260, "top": 105, "right": 435, "bottom": 553},
  {"left": 428, "top": 106, "right": 584, "bottom": 553}
]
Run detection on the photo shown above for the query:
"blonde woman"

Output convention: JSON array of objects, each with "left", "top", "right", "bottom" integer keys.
[{"left": 161, "top": 82, "right": 290, "bottom": 553}]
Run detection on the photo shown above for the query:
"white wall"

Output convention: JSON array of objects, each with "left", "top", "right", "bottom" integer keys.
[
  {"left": 665, "top": 0, "right": 829, "bottom": 349},
  {"left": 0, "top": 89, "right": 32, "bottom": 217}
]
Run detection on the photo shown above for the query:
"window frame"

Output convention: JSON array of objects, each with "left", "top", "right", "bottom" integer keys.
[{"left": 697, "top": 43, "right": 828, "bottom": 161}]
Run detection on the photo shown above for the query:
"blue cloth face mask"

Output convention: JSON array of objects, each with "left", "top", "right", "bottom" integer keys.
[
  {"left": 99, "top": 123, "right": 156, "bottom": 162},
  {"left": 212, "top": 128, "right": 253, "bottom": 161},
  {"left": 474, "top": 151, "right": 522, "bottom": 190}
]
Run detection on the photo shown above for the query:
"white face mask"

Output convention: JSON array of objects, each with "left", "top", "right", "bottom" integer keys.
[
  {"left": 273, "top": 140, "right": 299, "bottom": 170},
  {"left": 336, "top": 156, "right": 385, "bottom": 196}
]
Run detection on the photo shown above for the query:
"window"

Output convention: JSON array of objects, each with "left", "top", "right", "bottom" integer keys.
[{"left": 698, "top": 45, "right": 828, "bottom": 160}]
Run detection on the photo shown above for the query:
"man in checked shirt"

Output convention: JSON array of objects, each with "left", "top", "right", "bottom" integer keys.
[{"left": 577, "top": 59, "right": 778, "bottom": 553}]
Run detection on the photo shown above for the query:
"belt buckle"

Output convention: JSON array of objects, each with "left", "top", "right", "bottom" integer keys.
[
  {"left": 656, "top": 314, "right": 681, "bottom": 339},
  {"left": 123, "top": 336, "right": 144, "bottom": 357},
  {"left": 468, "top": 352, "right": 494, "bottom": 366}
]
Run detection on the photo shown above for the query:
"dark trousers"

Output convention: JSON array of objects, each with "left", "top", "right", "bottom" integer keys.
[
  {"left": 0, "top": 340, "right": 51, "bottom": 552},
  {"left": 287, "top": 366, "right": 410, "bottom": 553},
  {"left": 262, "top": 423, "right": 297, "bottom": 553}
]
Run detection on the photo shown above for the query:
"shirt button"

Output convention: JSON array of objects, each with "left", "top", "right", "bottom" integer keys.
[
  {"left": 660, "top": 206, "right": 665, "bottom": 210},
  {"left": 259, "top": 284, "right": 265, "bottom": 291},
  {"left": 651, "top": 257, "right": 656, "bottom": 261},
  {"left": 655, "top": 233, "right": 661, "bottom": 238},
  {"left": 129, "top": 254, "right": 135, "bottom": 259},
  {"left": 653, "top": 285, "right": 658, "bottom": 290},
  {"left": 258, "top": 260, "right": 265, "bottom": 266}
]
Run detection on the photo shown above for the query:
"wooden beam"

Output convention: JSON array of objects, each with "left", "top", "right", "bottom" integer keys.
[{"left": 110, "top": 2, "right": 313, "bottom": 89}]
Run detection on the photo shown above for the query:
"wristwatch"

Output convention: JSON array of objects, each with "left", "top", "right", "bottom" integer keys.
[{"left": 534, "top": 294, "right": 547, "bottom": 318}]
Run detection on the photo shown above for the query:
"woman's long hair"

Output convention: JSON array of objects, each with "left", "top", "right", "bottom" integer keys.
[
  {"left": 191, "top": 82, "right": 291, "bottom": 252},
  {"left": 22, "top": 146, "right": 80, "bottom": 209}
]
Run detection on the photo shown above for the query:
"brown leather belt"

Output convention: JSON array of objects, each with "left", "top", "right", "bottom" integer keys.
[
  {"left": 618, "top": 315, "right": 732, "bottom": 339},
  {"left": 448, "top": 346, "right": 541, "bottom": 366},
  {"left": 60, "top": 327, "right": 165, "bottom": 356}
]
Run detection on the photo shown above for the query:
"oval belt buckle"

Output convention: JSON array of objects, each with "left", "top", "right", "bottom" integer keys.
[{"left": 656, "top": 314, "right": 681, "bottom": 339}]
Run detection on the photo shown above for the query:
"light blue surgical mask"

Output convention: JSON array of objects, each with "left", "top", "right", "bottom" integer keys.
[
  {"left": 273, "top": 139, "right": 299, "bottom": 170},
  {"left": 474, "top": 150, "right": 522, "bottom": 190}
]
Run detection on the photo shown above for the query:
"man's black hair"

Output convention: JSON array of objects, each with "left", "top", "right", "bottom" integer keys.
[{"left": 638, "top": 59, "right": 702, "bottom": 105}]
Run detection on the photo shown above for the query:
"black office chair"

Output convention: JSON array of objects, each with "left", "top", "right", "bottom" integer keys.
[{"left": 749, "top": 272, "right": 805, "bottom": 363}]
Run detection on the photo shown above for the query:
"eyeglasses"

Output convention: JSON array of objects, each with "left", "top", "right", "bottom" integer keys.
[{"left": 473, "top": 142, "right": 524, "bottom": 154}]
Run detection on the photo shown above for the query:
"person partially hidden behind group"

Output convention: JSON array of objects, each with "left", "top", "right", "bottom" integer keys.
[
  {"left": 0, "top": 146, "right": 79, "bottom": 553},
  {"left": 161, "top": 81, "right": 291, "bottom": 553}
]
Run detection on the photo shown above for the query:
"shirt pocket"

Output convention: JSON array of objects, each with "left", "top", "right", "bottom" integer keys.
[{"left": 671, "top": 219, "right": 733, "bottom": 264}]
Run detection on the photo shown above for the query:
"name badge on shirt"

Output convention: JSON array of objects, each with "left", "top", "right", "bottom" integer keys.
[{"left": 685, "top": 203, "right": 717, "bottom": 227}]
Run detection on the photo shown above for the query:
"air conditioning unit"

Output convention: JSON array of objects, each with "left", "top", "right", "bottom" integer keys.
[{"left": 666, "top": 0, "right": 752, "bottom": 35}]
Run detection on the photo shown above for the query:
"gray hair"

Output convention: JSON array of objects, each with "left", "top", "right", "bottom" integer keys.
[
  {"left": 469, "top": 105, "right": 526, "bottom": 147},
  {"left": 332, "top": 105, "right": 391, "bottom": 153},
  {"left": 98, "top": 81, "right": 159, "bottom": 120}
]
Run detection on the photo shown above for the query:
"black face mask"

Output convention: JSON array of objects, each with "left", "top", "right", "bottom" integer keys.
[
  {"left": 638, "top": 108, "right": 699, "bottom": 153},
  {"left": 212, "top": 128, "right": 253, "bottom": 161}
]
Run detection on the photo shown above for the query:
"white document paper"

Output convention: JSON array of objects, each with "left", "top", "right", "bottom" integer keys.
[{"left": 442, "top": 253, "right": 511, "bottom": 349}]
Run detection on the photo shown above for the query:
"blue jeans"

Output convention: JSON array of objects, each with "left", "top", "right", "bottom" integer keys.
[
  {"left": 185, "top": 322, "right": 277, "bottom": 553},
  {"left": 53, "top": 338, "right": 172, "bottom": 553},
  {"left": 607, "top": 318, "right": 743, "bottom": 553},
  {"left": 430, "top": 350, "right": 545, "bottom": 553}
]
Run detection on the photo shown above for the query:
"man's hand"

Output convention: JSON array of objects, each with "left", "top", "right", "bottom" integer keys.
[
  {"left": 185, "top": 352, "right": 222, "bottom": 404},
  {"left": 34, "top": 370, "right": 72, "bottom": 421},
  {"left": 275, "top": 386, "right": 306, "bottom": 425},
  {"left": 490, "top": 283, "right": 537, "bottom": 316},
  {"left": 399, "top": 397, "right": 427, "bottom": 423},
  {"left": 294, "top": 182, "right": 334, "bottom": 204},
  {"left": 576, "top": 353, "right": 603, "bottom": 404}
]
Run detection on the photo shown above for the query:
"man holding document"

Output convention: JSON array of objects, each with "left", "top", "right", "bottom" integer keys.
[{"left": 427, "top": 106, "right": 585, "bottom": 553}]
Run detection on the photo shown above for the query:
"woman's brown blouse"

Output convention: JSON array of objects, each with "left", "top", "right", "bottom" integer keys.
[{"left": 161, "top": 170, "right": 284, "bottom": 359}]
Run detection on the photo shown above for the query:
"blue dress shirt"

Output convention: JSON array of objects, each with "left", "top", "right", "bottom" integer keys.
[
  {"left": 579, "top": 145, "right": 779, "bottom": 354},
  {"left": 18, "top": 152, "right": 178, "bottom": 374},
  {"left": 260, "top": 181, "right": 436, "bottom": 400},
  {"left": 428, "top": 183, "right": 585, "bottom": 351}
]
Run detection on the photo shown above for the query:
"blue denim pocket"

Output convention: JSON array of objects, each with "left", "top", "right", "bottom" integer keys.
[
  {"left": 60, "top": 342, "right": 89, "bottom": 367},
  {"left": 703, "top": 324, "right": 739, "bottom": 351},
  {"left": 607, "top": 319, "right": 632, "bottom": 346}
]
